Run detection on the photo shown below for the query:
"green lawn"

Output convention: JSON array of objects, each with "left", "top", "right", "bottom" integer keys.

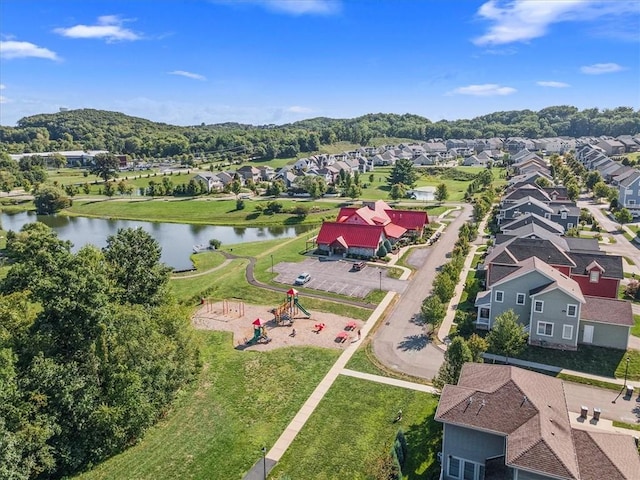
[
  {"left": 77, "top": 331, "right": 340, "bottom": 480},
  {"left": 65, "top": 198, "right": 341, "bottom": 226},
  {"left": 269, "top": 376, "right": 441, "bottom": 480},
  {"left": 511, "top": 345, "right": 640, "bottom": 381},
  {"left": 633, "top": 314, "right": 640, "bottom": 337}
]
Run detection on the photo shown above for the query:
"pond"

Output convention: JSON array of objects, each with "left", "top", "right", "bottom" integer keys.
[{"left": 0, "top": 211, "right": 315, "bottom": 270}]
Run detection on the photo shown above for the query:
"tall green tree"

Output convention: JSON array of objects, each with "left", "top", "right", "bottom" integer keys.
[
  {"left": 434, "top": 337, "right": 473, "bottom": 388},
  {"left": 486, "top": 310, "right": 527, "bottom": 363},
  {"left": 33, "top": 185, "right": 71, "bottom": 214},
  {"left": 103, "top": 227, "right": 172, "bottom": 306},
  {"left": 90, "top": 153, "right": 120, "bottom": 182},
  {"left": 435, "top": 183, "right": 448, "bottom": 203},
  {"left": 389, "top": 183, "right": 407, "bottom": 200},
  {"left": 387, "top": 158, "right": 418, "bottom": 188}
]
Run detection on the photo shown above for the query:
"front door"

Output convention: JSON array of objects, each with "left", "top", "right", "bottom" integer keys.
[{"left": 582, "top": 325, "right": 594, "bottom": 344}]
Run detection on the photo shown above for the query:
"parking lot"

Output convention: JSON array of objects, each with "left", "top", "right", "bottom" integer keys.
[{"left": 273, "top": 257, "right": 408, "bottom": 298}]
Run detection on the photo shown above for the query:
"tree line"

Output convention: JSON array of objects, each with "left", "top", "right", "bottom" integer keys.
[
  {"left": 0, "top": 225, "right": 200, "bottom": 479},
  {"left": 1, "top": 106, "right": 638, "bottom": 160}
]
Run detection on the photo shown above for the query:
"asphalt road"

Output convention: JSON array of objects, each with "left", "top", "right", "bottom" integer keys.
[{"left": 372, "top": 204, "right": 473, "bottom": 380}]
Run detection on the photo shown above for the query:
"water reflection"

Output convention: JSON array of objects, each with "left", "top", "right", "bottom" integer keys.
[{"left": 1, "top": 211, "right": 315, "bottom": 270}]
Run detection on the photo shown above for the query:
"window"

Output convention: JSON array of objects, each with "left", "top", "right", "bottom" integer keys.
[
  {"left": 566, "top": 304, "right": 578, "bottom": 317},
  {"left": 495, "top": 290, "right": 504, "bottom": 303},
  {"left": 567, "top": 222, "right": 573, "bottom": 229},
  {"left": 534, "top": 300, "right": 544, "bottom": 313},
  {"left": 563, "top": 324, "right": 574, "bottom": 340},
  {"left": 589, "top": 270, "right": 600, "bottom": 283},
  {"left": 448, "top": 457, "right": 460, "bottom": 478},
  {"left": 537, "top": 321, "right": 553, "bottom": 337},
  {"left": 561, "top": 211, "right": 567, "bottom": 219},
  {"left": 448, "top": 457, "right": 484, "bottom": 480},
  {"left": 516, "top": 293, "right": 526, "bottom": 305},
  {"left": 478, "top": 308, "right": 490, "bottom": 323},
  {"left": 544, "top": 213, "right": 552, "bottom": 219}
]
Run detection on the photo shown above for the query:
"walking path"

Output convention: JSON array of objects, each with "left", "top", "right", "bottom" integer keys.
[
  {"left": 243, "top": 292, "right": 396, "bottom": 479},
  {"left": 340, "top": 368, "right": 438, "bottom": 393}
]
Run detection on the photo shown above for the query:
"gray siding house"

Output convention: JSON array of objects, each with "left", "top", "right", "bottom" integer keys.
[{"left": 436, "top": 364, "right": 640, "bottom": 480}]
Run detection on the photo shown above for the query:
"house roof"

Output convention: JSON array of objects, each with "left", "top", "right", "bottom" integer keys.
[
  {"left": 568, "top": 252, "right": 623, "bottom": 279},
  {"left": 383, "top": 223, "right": 407, "bottom": 239},
  {"left": 501, "top": 212, "right": 565, "bottom": 234},
  {"left": 493, "top": 256, "right": 585, "bottom": 304},
  {"left": 486, "top": 237, "right": 576, "bottom": 268},
  {"left": 386, "top": 209, "right": 429, "bottom": 229},
  {"left": 503, "top": 196, "right": 554, "bottom": 214},
  {"left": 619, "top": 170, "right": 640, "bottom": 188},
  {"left": 580, "top": 296, "right": 633, "bottom": 326},
  {"left": 436, "top": 364, "right": 581, "bottom": 479},
  {"left": 316, "top": 222, "right": 384, "bottom": 249},
  {"left": 503, "top": 185, "right": 551, "bottom": 203},
  {"left": 572, "top": 429, "right": 640, "bottom": 480}
]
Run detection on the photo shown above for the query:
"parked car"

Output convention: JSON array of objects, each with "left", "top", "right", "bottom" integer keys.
[
  {"left": 352, "top": 261, "right": 366, "bottom": 271},
  {"left": 294, "top": 273, "right": 311, "bottom": 285}
]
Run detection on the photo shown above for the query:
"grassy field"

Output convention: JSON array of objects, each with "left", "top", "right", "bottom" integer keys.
[
  {"left": 77, "top": 331, "right": 340, "bottom": 480},
  {"left": 513, "top": 345, "right": 640, "bottom": 381},
  {"left": 64, "top": 198, "right": 341, "bottom": 226},
  {"left": 633, "top": 314, "right": 640, "bottom": 337},
  {"left": 269, "top": 375, "right": 441, "bottom": 480}
]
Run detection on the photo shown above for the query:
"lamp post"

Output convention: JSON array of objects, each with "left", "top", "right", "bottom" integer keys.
[
  {"left": 624, "top": 356, "right": 630, "bottom": 388},
  {"left": 262, "top": 446, "right": 267, "bottom": 480},
  {"left": 270, "top": 255, "right": 273, "bottom": 274},
  {"left": 379, "top": 270, "right": 382, "bottom": 292}
]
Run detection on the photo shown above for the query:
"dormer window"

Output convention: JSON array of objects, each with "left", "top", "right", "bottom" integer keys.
[
  {"left": 590, "top": 270, "right": 600, "bottom": 283},
  {"left": 561, "top": 211, "right": 567, "bottom": 219}
]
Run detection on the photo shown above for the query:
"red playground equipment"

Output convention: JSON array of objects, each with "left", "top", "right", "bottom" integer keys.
[{"left": 271, "top": 288, "right": 311, "bottom": 325}]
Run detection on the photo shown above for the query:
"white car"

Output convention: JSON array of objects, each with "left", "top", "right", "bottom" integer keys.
[{"left": 294, "top": 273, "right": 311, "bottom": 285}]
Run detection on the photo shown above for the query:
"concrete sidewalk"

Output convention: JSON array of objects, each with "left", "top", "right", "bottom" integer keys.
[
  {"left": 243, "top": 291, "right": 396, "bottom": 479},
  {"left": 341, "top": 368, "right": 439, "bottom": 393}
]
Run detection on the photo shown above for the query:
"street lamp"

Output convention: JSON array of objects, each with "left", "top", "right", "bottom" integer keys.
[
  {"left": 624, "top": 356, "right": 630, "bottom": 388},
  {"left": 270, "top": 255, "right": 274, "bottom": 274},
  {"left": 261, "top": 446, "right": 267, "bottom": 480},
  {"left": 379, "top": 270, "right": 382, "bottom": 292}
]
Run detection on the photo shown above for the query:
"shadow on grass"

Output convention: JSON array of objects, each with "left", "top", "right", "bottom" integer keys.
[
  {"left": 245, "top": 212, "right": 260, "bottom": 221},
  {"left": 398, "top": 334, "right": 429, "bottom": 352},
  {"left": 403, "top": 413, "right": 443, "bottom": 480},
  {"left": 283, "top": 216, "right": 305, "bottom": 225}
]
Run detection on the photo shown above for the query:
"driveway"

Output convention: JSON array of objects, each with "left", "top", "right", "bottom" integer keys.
[
  {"left": 372, "top": 205, "right": 473, "bottom": 380},
  {"left": 564, "top": 381, "right": 640, "bottom": 424},
  {"left": 273, "top": 257, "right": 408, "bottom": 298}
]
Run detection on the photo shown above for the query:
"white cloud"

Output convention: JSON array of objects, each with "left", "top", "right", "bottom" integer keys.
[
  {"left": 536, "top": 81, "right": 570, "bottom": 88},
  {"left": 473, "top": 0, "right": 640, "bottom": 46},
  {"left": 0, "top": 84, "right": 5, "bottom": 89},
  {"left": 580, "top": 63, "right": 625, "bottom": 74},
  {"left": 286, "top": 105, "right": 313, "bottom": 113},
  {"left": 216, "top": 0, "right": 341, "bottom": 15},
  {"left": 0, "top": 96, "right": 7, "bottom": 104},
  {"left": 0, "top": 40, "right": 59, "bottom": 60},
  {"left": 448, "top": 84, "right": 517, "bottom": 96},
  {"left": 169, "top": 70, "right": 207, "bottom": 81},
  {"left": 54, "top": 15, "right": 140, "bottom": 42}
]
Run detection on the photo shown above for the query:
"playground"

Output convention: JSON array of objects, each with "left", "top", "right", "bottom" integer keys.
[{"left": 192, "top": 293, "right": 363, "bottom": 351}]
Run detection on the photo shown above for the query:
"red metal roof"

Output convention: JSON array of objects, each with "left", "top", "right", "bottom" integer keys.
[
  {"left": 316, "top": 222, "right": 384, "bottom": 249},
  {"left": 386, "top": 209, "right": 429, "bottom": 229},
  {"left": 384, "top": 223, "right": 407, "bottom": 239}
]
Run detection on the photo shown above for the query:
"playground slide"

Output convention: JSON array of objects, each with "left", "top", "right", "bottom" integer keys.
[{"left": 294, "top": 299, "right": 311, "bottom": 317}]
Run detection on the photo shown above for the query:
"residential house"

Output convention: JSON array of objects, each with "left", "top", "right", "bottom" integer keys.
[
  {"left": 462, "top": 155, "right": 487, "bottom": 167},
  {"left": 502, "top": 184, "right": 551, "bottom": 205},
  {"left": 193, "top": 172, "right": 223, "bottom": 192},
  {"left": 436, "top": 363, "right": 640, "bottom": 480},
  {"left": 617, "top": 170, "right": 640, "bottom": 214},
  {"left": 236, "top": 165, "right": 262, "bottom": 183},
  {"left": 500, "top": 212, "right": 565, "bottom": 235},
  {"left": 505, "top": 137, "right": 535, "bottom": 153},
  {"left": 258, "top": 166, "right": 276, "bottom": 181},
  {"left": 597, "top": 138, "right": 626, "bottom": 156},
  {"left": 499, "top": 196, "right": 554, "bottom": 223},
  {"left": 413, "top": 154, "right": 437, "bottom": 166},
  {"left": 423, "top": 142, "right": 447, "bottom": 154},
  {"left": 617, "top": 135, "right": 640, "bottom": 153},
  {"left": 475, "top": 256, "right": 631, "bottom": 349}
]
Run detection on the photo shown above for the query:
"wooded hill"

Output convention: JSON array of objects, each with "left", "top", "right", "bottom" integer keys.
[{"left": 1, "top": 106, "right": 638, "bottom": 160}]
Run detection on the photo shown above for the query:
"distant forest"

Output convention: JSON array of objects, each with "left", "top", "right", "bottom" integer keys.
[{"left": 1, "top": 106, "right": 638, "bottom": 161}]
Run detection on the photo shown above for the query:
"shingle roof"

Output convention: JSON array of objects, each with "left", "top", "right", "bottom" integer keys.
[
  {"left": 503, "top": 196, "right": 554, "bottom": 214},
  {"left": 503, "top": 185, "right": 551, "bottom": 203},
  {"left": 573, "top": 430, "right": 640, "bottom": 480},
  {"left": 501, "top": 212, "right": 565, "bottom": 234},
  {"left": 568, "top": 253, "right": 623, "bottom": 279},
  {"left": 487, "top": 237, "right": 576, "bottom": 268},
  {"left": 436, "top": 364, "right": 581, "bottom": 479},
  {"left": 581, "top": 296, "right": 633, "bottom": 326}
]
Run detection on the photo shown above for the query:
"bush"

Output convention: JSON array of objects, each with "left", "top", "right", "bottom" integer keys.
[
  {"left": 209, "top": 238, "right": 221, "bottom": 249},
  {"left": 377, "top": 244, "right": 388, "bottom": 257},
  {"left": 236, "top": 199, "right": 245, "bottom": 210}
]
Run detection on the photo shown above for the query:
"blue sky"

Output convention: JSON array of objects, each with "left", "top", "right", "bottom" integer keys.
[{"left": 1, "top": 0, "right": 639, "bottom": 126}]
